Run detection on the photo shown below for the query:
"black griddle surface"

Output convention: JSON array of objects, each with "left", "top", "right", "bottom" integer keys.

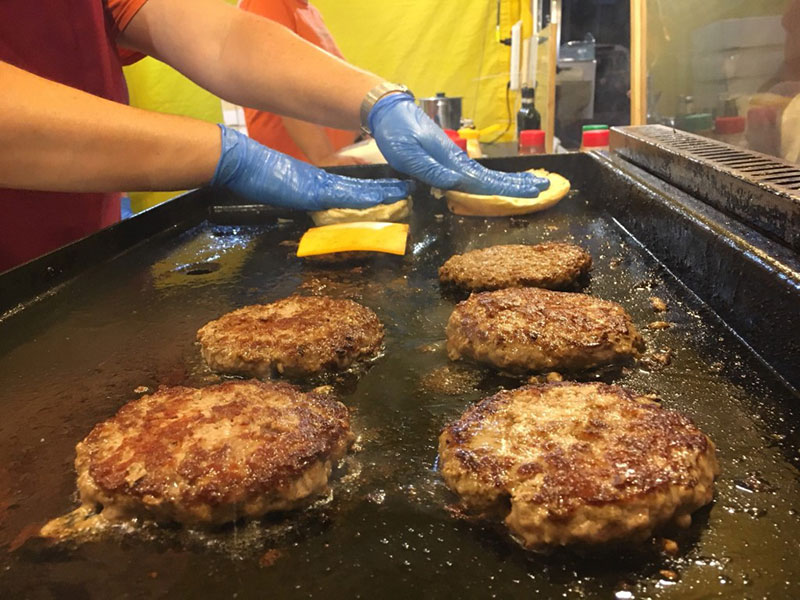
[{"left": 1, "top": 158, "right": 800, "bottom": 599}]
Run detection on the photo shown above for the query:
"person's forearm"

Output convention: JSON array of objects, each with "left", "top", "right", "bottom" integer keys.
[
  {"left": 120, "top": 0, "right": 383, "bottom": 131},
  {"left": 0, "top": 61, "right": 219, "bottom": 192},
  {"left": 280, "top": 117, "right": 336, "bottom": 164}
]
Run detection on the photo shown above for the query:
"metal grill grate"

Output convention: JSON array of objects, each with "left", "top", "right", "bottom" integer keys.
[{"left": 610, "top": 125, "right": 800, "bottom": 250}]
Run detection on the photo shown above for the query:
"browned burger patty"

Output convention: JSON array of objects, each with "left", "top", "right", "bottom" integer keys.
[
  {"left": 446, "top": 287, "right": 644, "bottom": 373},
  {"left": 439, "top": 382, "right": 718, "bottom": 549},
  {"left": 197, "top": 296, "right": 384, "bottom": 377},
  {"left": 76, "top": 380, "right": 354, "bottom": 525},
  {"left": 439, "top": 243, "right": 592, "bottom": 292}
]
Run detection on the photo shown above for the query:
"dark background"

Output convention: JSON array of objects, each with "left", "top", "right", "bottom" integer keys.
[{"left": 558, "top": 0, "right": 631, "bottom": 147}]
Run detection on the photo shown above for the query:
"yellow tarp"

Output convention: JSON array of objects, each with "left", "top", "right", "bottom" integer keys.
[{"left": 314, "top": 0, "right": 522, "bottom": 142}]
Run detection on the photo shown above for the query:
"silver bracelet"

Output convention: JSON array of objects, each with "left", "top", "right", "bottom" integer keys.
[{"left": 359, "top": 82, "right": 413, "bottom": 135}]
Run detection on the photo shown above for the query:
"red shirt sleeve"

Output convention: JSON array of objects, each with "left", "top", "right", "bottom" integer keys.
[
  {"left": 106, "top": 0, "right": 150, "bottom": 32},
  {"left": 239, "top": 0, "right": 297, "bottom": 32}
]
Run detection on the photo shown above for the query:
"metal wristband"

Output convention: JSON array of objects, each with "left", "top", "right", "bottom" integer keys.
[{"left": 359, "top": 82, "right": 413, "bottom": 135}]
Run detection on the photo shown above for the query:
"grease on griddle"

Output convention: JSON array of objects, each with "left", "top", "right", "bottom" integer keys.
[
  {"left": 639, "top": 349, "right": 673, "bottom": 371},
  {"left": 258, "top": 548, "right": 282, "bottom": 568},
  {"left": 419, "top": 365, "right": 484, "bottom": 396},
  {"left": 39, "top": 505, "right": 111, "bottom": 541},
  {"left": 528, "top": 371, "right": 564, "bottom": 384},
  {"left": 650, "top": 296, "right": 668, "bottom": 312},
  {"left": 659, "top": 538, "right": 679, "bottom": 556},
  {"left": 417, "top": 341, "right": 444, "bottom": 353},
  {"left": 659, "top": 568, "right": 679, "bottom": 581},
  {"left": 734, "top": 471, "right": 775, "bottom": 494}
]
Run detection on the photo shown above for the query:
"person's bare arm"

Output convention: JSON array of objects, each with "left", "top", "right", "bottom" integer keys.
[
  {"left": 0, "top": 61, "right": 219, "bottom": 192},
  {"left": 280, "top": 117, "right": 336, "bottom": 164},
  {"left": 115, "top": 0, "right": 542, "bottom": 199},
  {"left": 119, "top": 0, "right": 383, "bottom": 131},
  {"left": 280, "top": 118, "right": 361, "bottom": 166}
]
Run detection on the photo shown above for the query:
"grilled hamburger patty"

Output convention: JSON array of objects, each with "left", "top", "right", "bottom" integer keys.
[
  {"left": 439, "top": 243, "right": 592, "bottom": 292},
  {"left": 76, "top": 380, "right": 354, "bottom": 525},
  {"left": 197, "top": 296, "right": 384, "bottom": 377},
  {"left": 439, "top": 382, "right": 718, "bottom": 548},
  {"left": 446, "top": 287, "right": 644, "bottom": 373}
]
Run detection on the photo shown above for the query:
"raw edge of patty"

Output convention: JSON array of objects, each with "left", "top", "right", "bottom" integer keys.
[
  {"left": 75, "top": 380, "right": 354, "bottom": 526},
  {"left": 197, "top": 295, "right": 384, "bottom": 378},
  {"left": 446, "top": 287, "right": 644, "bottom": 373},
  {"left": 438, "top": 243, "right": 592, "bottom": 292},
  {"left": 438, "top": 382, "right": 719, "bottom": 549}
]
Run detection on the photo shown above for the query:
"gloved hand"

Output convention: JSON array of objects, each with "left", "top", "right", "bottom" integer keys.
[
  {"left": 211, "top": 124, "right": 411, "bottom": 210},
  {"left": 369, "top": 93, "right": 550, "bottom": 197}
]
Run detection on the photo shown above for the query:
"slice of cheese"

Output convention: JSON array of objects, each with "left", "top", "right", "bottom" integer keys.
[
  {"left": 438, "top": 169, "right": 571, "bottom": 217},
  {"left": 297, "top": 222, "right": 409, "bottom": 257},
  {"left": 310, "top": 198, "right": 411, "bottom": 226}
]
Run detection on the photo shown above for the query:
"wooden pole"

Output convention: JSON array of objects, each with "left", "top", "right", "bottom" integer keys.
[
  {"left": 545, "top": 0, "right": 559, "bottom": 152},
  {"left": 630, "top": 0, "right": 647, "bottom": 125}
]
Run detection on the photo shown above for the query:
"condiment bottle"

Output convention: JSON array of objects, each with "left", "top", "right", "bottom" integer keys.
[
  {"left": 443, "top": 129, "right": 460, "bottom": 141},
  {"left": 517, "top": 87, "right": 541, "bottom": 135},
  {"left": 677, "top": 113, "right": 713, "bottom": 137},
  {"left": 458, "top": 119, "right": 483, "bottom": 159},
  {"left": 677, "top": 95, "right": 695, "bottom": 117},
  {"left": 518, "top": 129, "right": 546, "bottom": 155},
  {"left": 580, "top": 128, "right": 610, "bottom": 151},
  {"left": 714, "top": 116, "right": 746, "bottom": 148},
  {"left": 443, "top": 128, "right": 467, "bottom": 152},
  {"left": 582, "top": 124, "right": 609, "bottom": 133}
]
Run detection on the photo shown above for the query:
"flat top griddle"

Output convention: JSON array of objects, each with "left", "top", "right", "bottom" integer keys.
[{"left": 1, "top": 153, "right": 799, "bottom": 599}]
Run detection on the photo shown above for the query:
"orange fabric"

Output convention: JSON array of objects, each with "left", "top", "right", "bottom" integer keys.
[
  {"left": 239, "top": 0, "right": 356, "bottom": 161},
  {"left": 106, "top": 0, "right": 149, "bottom": 31},
  {"left": 106, "top": 0, "right": 149, "bottom": 64}
]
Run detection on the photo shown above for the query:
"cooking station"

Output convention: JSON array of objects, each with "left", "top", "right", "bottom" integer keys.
[{"left": 1, "top": 125, "right": 799, "bottom": 598}]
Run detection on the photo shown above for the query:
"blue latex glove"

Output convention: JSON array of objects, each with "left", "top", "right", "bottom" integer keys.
[
  {"left": 369, "top": 94, "right": 550, "bottom": 197},
  {"left": 211, "top": 124, "right": 412, "bottom": 210}
]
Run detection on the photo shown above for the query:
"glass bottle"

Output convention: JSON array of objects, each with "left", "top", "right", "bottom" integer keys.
[{"left": 517, "top": 87, "right": 541, "bottom": 136}]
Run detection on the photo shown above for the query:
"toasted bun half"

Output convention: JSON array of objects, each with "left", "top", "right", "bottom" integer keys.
[{"left": 441, "top": 169, "right": 570, "bottom": 217}]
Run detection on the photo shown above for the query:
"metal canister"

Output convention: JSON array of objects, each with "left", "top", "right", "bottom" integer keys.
[{"left": 418, "top": 92, "right": 462, "bottom": 130}]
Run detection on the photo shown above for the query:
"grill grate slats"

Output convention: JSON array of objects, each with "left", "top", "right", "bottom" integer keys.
[
  {"left": 761, "top": 175, "right": 800, "bottom": 184},
  {"left": 611, "top": 125, "right": 800, "bottom": 194},
  {"left": 610, "top": 125, "right": 800, "bottom": 251},
  {"left": 728, "top": 161, "right": 777, "bottom": 170}
]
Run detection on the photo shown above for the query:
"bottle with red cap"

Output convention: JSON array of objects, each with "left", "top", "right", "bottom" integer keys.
[
  {"left": 580, "top": 125, "right": 610, "bottom": 151},
  {"left": 518, "top": 129, "right": 546, "bottom": 155},
  {"left": 714, "top": 116, "right": 746, "bottom": 148},
  {"left": 443, "top": 128, "right": 468, "bottom": 152}
]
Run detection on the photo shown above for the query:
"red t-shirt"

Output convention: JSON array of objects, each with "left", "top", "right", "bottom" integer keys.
[
  {"left": 239, "top": 0, "right": 356, "bottom": 161},
  {"left": 0, "top": 0, "right": 148, "bottom": 273}
]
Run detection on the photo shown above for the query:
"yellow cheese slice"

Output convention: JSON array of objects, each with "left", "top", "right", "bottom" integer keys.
[
  {"left": 439, "top": 168, "right": 571, "bottom": 217},
  {"left": 297, "top": 222, "right": 409, "bottom": 257}
]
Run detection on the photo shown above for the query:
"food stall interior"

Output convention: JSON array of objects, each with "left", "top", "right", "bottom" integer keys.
[{"left": 1, "top": 132, "right": 799, "bottom": 597}]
